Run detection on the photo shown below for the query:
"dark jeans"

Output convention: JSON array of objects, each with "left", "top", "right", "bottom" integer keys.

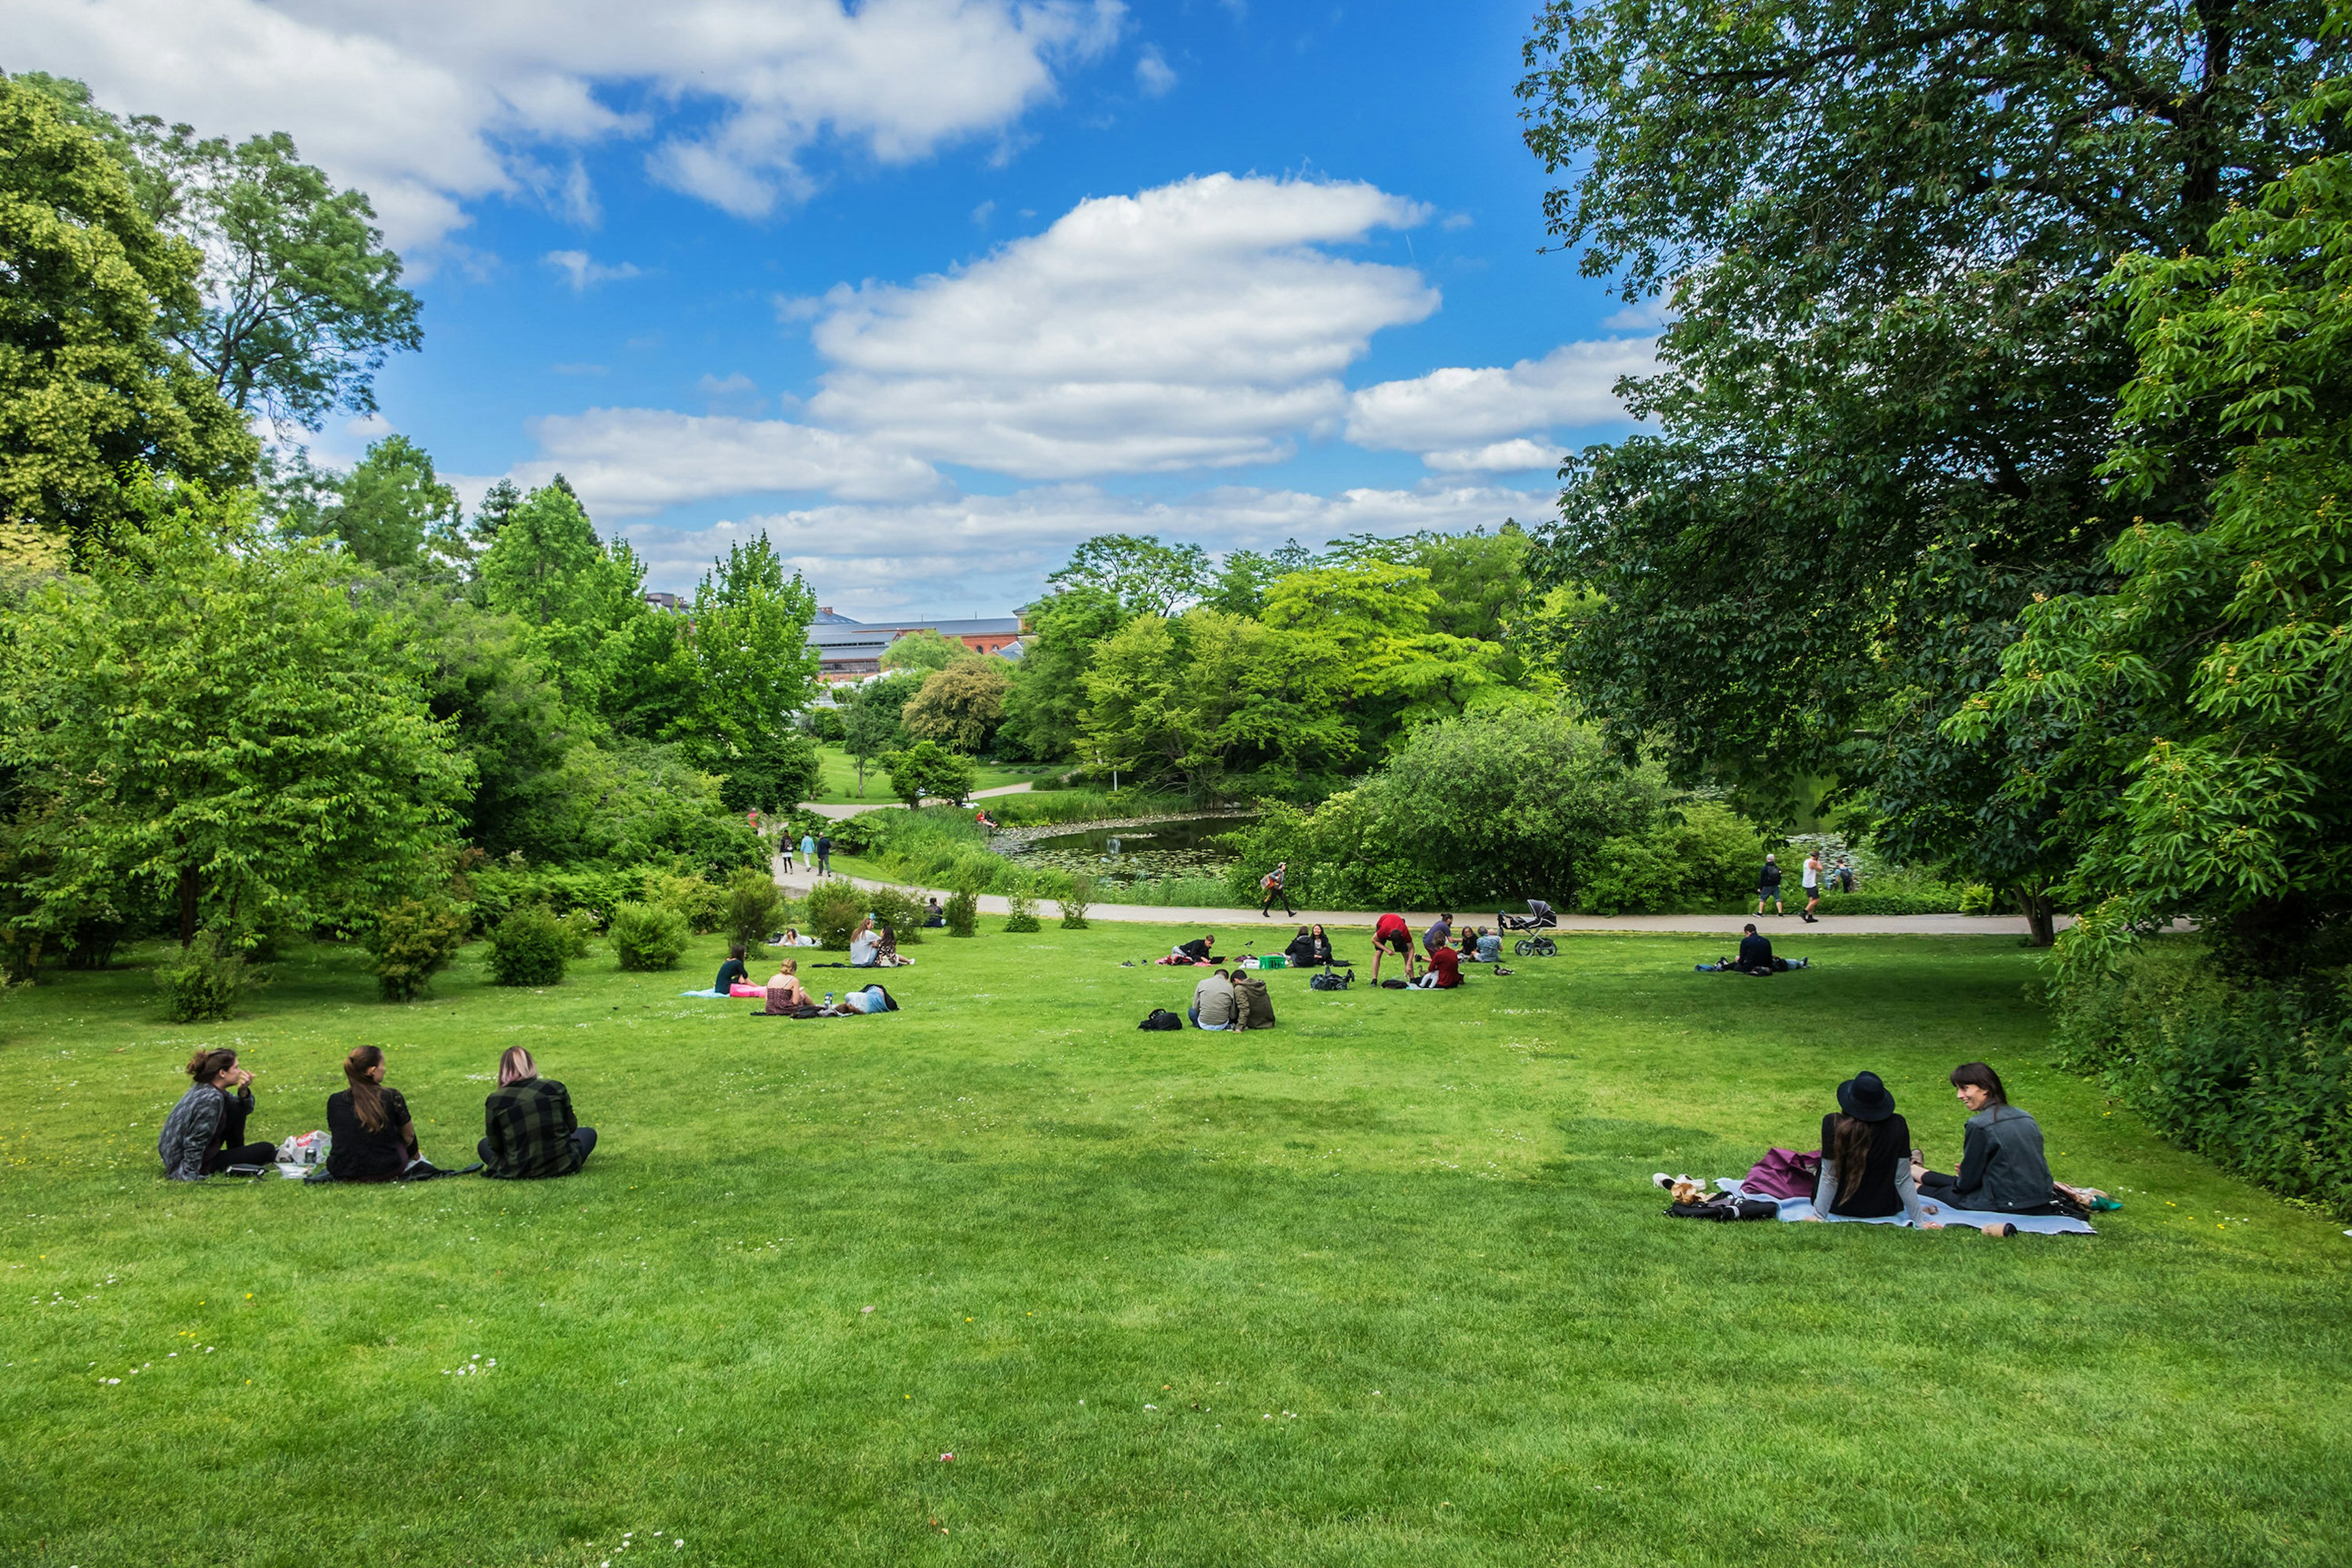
[
  {"left": 1259, "top": 888, "right": 1294, "bottom": 916},
  {"left": 203, "top": 1142, "right": 277, "bottom": 1173},
  {"left": 477, "top": 1126, "right": 598, "bottom": 1174},
  {"left": 1917, "top": 1169, "right": 2071, "bottom": 1216}
]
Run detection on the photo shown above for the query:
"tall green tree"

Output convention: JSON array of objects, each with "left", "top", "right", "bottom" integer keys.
[
  {"left": 1517, "top": 0, "right": 2348, "bottom": 921},
  {"left": 0, "top": 489, "right": 470, "bottom": 948},
  {"left": 1047, "top": 533, "right": 1210, "bottom": 615},
  {"left": 1956, "top": 102, "right": 2352, "bottom": 974},
  {"left": 679, "top": 535, "right": 823, "bottom": 810},
  {"left": 840, "top": 675, "right": 916, "bottom": 797},
  {"left": 309, "top": 435, "right": 463, "bottom": 569},
  {"left": 878, "top": 627, "right": 970, "bottom": 675},
  {"left": 0, "top": 77, "right": 254, "bottom": 565},
  {"left": 997, "top": 586, "right": 1126, "bottom": 760},
  {"left": 478, "top": 480, "right": 643, "bottom": 707},
  {"left": 902, "top": 658, "right": 1013, "bottom": 754}
]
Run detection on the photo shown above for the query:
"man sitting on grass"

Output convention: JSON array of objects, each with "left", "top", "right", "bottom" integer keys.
[
  {"left": 1189, "top": 969, "right": 1238, "bottom": 1030},
  {"left": 1696, "top": 924, "right": 1809, "bottom": 974}
]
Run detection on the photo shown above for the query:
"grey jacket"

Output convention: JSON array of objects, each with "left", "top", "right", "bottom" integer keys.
[
  {"left": 1191, "top": 974, "right": 1237, "bottom": 1028},
  {"left": 1951, "top": 1104, "right": 2056, "bottom": 1212},
  {"left": 157, "top": 1084, "right": 243, "bottom": 1181}
]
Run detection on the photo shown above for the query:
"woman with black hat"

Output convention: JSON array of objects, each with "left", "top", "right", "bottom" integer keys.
[{"left": 1810, "top": 1071, "right": 1939, "bottom": 1227}]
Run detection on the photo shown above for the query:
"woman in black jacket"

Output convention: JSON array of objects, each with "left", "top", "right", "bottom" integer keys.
[
  {"left": 326, "top": 1046, "right": 422, "bottom": 1182},
  {"left": 1917, "top": 1062, "right": 2064, "bottom": 1213},
  {"left": 158, "top": 1048, "right": 275, "bottom": 1180},
  {"left": 1809, "top": 1072, "right": 1939, "bottom": 1227}
]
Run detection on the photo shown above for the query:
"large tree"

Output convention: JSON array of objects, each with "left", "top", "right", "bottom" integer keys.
[
  {"left": 478, "top": 480, "right": 644, "bottom": 709},
  {"left": 0, "top": 491, "right": 470, "bottom": 949},
  {"left": 0, "top": 77, "right": 254, "bottom": 565},
  {"left": 997, "top": 585, "right": 1126, "bottom": 761},
  {"left": 902, "top": 657, "right": 1013, "bottom": 754},
  {"left": 679, "top": 536, "right": 823, "bottom": 811},
  {"left": 1047, "top": 533, "right": 1210, "bottom": 616},
  {"left": 1517, "top": 0, "right": 2348, "bottom": 932}
]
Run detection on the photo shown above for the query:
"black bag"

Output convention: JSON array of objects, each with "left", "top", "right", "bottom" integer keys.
[
  {"left": 1665, "top": 1195, "right": 1778, "bottom": 1221},
  {"left": 1308, "top": 967, "right": 1353, "bottom": 991},
  {"left": 1139, "top": 1008, "right": 1183, "bottom": 1030},
  {"left": 1380, "top": 978, "right": 1408, "bottom": 989}
]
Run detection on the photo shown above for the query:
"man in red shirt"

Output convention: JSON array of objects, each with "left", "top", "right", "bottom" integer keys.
[
  {"left": 1427, "top": 941, "right": 1463, "bottom": 989},
  {"left": 1373, "top": 913, "right": 1419, "bottom": 983}
]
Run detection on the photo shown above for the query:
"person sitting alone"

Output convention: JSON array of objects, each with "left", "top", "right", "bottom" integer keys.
[
  {"left": 923, "top": 897, "right": 946, "bottom": 928},
  {"left": 1915, "top": 1062, "right": 2064, "bottom": 1213},
  {"left": 715, "top": 944, "right": 752, "bottom": 993},
  {"left": 1231, "top": 968, "right": 1276, "bottom": 1028},
  {"left": 1166, "top": 935, "right": 1216, "bottom": 965},
  {"left": 478, "top": 1046, "right": 595, "bottom": 1179},
  {"left": 1810, "top": 1071, "right": 1939, "bottom": 1227},
  {"left": 1697, "top": 924, "right": 1808, "bottom": 974},
  {"left": 1189, "top": 969, "right": 1238, "bottom": 1030},
  {"left": 762, "top": 959, "right": 813, "bottom": 1013},
  {"left": 159, "top": 1047, "right": 276, "bottom": 1181},
  {"left": 326, "top": 1046, "right": 423, "bottom": 1183}
]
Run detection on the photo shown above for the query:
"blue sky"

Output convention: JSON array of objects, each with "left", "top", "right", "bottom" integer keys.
[{"left": 17, "top": 1, "right": 1651, "bottom": 616}]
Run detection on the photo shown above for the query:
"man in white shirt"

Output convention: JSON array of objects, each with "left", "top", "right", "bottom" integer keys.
[{"left": 1802, "top": 853, "right": 1823, "bottom": 923}]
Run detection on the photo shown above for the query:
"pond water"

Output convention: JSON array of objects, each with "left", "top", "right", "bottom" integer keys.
[{"left": 1003, "top": 814, "right": 1257, "bottom": 888}]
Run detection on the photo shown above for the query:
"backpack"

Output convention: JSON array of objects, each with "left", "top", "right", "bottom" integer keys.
[
  {"left": 1666, "top": 1194, "right": 1778, "bottom": 1221},
  {"left": 1308, "top": 967, "right": 1352, "bottom": 991},
  {"left": 1380, "top": 978, "right": 1408, "bottom": 989},
  {"left": 1139, "top": 1008, "right": 1183, "bottom": 1031}
]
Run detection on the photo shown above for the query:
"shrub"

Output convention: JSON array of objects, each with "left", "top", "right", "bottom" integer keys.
[
  {"left": 1058, "top": 873, "right": 1094, "bottom": 929},
  {"left": 556, "top": 908, "right": 598, "bottom": 959},
  {"left": 802, "top": 878, "right": 867, "bottom": 949},
  {"left": 883, "top": 739, "right": 978, "bottom": 806},
  {"left": 945, "top": 883, "right": 980, "bottom": 937},
  {"left": 367, "top": 900, "right": 466, "bottom": 1002},
  {"left": 1003, "top": 878, "right": 1041, "bottom": 933},
  {"left": 486, "top": 905, "right": 569, "bottom": 986},
  {"left": 1959, "top": 883, "right": 1996, "bottom": 915},
  {"left": 2051, "top": 938, "right": 2352, "bottom": 1218},
  {"left": 641, "top": 869, "right": 724, "bottom": 933},
  {"left": 867, "top": 885, "right": 926, "bottom": 945},
  {"left": 609, "top": 901, "right": 691, "bottom": 971},
  {"left": 722, "top": 868, "right": 788, "bottom": 950},
  {"left": 808, "top": 706, "right": 846, "bottom": 743},
  {"left": 156, "top": 930, "right": 251, "bottom": 1022}
]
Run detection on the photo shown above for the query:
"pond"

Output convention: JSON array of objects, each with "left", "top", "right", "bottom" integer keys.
[{"left": 998, "top": 813, "right": 1257, "bottom": 889}]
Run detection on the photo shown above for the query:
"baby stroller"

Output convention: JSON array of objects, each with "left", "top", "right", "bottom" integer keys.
[{"left": 1498, "top": 899, "right": 1558, "bottom": 957}]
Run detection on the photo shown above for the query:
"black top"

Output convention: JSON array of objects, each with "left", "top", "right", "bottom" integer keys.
[
  {"left": 1758, "top": 863, "right": 1783, "bottom": 891},
  {"left": 1285, "top": 932, "right": 1332, "bottom": 965},
  {"left": 1738, "top": 932, "right": 1773, "bottom": 967},
  {"left": 715, "top": 958, "right": 749, "bottom": 991},
  {"left": 327, "top": 1087, "right": 414, "bottom": 1180},
  {"left": 1818, "top": 1112, "right": 1913, "bottom": 1218}
]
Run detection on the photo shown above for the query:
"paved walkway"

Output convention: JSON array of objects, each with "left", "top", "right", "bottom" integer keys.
[
  {"left": 799, "top": 782, "right": 1035, "bottom": 821},
  {"left": 771, "top": 860, "right": 2063, "bottom": 937}
]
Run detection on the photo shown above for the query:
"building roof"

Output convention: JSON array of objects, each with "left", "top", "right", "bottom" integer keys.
[{"left": 806, "top": 616, "right": 1020, "bottom": 647}]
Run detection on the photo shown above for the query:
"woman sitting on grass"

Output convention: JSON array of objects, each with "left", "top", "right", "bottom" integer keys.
[
  {"left": 1915, "top": 1063, "right": 2062, "bottom": 1214},
  {"left": 1809, "top": 1072, "right": 1938, "bottom": 1227},
  {"left": 873, "top": 924, "right": 914, "bottom": 967},
  {"left": 479, "top": 1047, "right": 595, "bottom": 1179},
  {"left": 849, "top": 917, "right": 880, "bottom": 967},
  {"left": 326, "top": 1046, "right": 422, "bottom": 1183},
  {"left": 1284, "top": 925, "right": 1337, "bottom": 967},
  {"left": 715, "top": 944, "right": 752, "bottom": 993},
  {"left": 158, "top": 1047, "right": 276, "bottom": 1181},
  {"left": 763, "top": 959, "right": 813, "bottom": 1011}
]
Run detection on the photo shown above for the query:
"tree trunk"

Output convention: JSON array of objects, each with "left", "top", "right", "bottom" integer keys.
[
  {"left": 2015, "top": 889, "right": 2056, "bottom": 948},
  {"left": 178, "top": 864, "right": 200, "bottom": 949}
]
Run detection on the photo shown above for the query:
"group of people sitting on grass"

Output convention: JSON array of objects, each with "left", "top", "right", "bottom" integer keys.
[
  {"left": 1368, "top": 911, "right": 1512, "bottom": 987},
  {"left": 160, "top": 1045, "right": 596, "bottom": 1185},
  {"left": 715, "top": 948, "right": 898, "bottom": 1016},
  {"left": 1806, "top": 1064, "right": 2075, "bottom": 1224},
  {"left": 1188, "top": 965, "right": 1276, "bottom": 1030}
]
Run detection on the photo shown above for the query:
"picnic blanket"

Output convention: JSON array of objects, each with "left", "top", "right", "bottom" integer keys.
[{"left": 1714, "top": 1179, "right": 2097, "bottom": 1235}]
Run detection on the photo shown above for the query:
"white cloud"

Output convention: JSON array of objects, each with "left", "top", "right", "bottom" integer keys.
[
  {"left": 1344, "top": 339, "right": 1654, "bottom": 467},
  {"left": 696, "top": 372, "right": 766, "bottom": 416},
  {"left": 1135, "top": 47, "right": 1177, "bottom": 96},
  {"left": 9, "top": 0, "right": 1126, "bottom": 248},
  {"left": 1420, "top": 440, "right": 1560, "bottom": 474},
  {"left": 622, "top": 478, "right": 1549, "bottom": 606},
  {"left": 808, "top": 173, "right": 1437, "bottom": 477},
  {"left": 512, "top": 408, "right": 945, "bottom": 514},
  {"left": 542, "top": 250, "right": 643, "bottom": 290}
]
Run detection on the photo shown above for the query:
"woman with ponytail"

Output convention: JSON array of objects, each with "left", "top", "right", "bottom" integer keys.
[
  {"left": 157, "top": 1048, "right": 274, "bottom": 1180},
  {"left": 325, "top": 1046, "right": 421, "bottom": 1182}
]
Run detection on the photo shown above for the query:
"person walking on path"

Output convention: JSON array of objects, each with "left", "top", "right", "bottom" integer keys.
[
  {"left": 816, "top": 833, "right": 834, "bottom": 875},
  {"left": 799, "top": 831, "right": 816, "bottom": 873},
  {"left": 1258, "top": 861, "right": 1294, "bottom": 918},
  {"left": 1756, "top": 854, "right": 1784, "bottom": 917},
  {"left": 1802, "top": 852, "right": 1823, "bottom": 922}
]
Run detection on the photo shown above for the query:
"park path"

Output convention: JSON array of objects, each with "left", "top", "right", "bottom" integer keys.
[
  {"left": 769, "top": 858, "right": 2064, "bottom": 938},
  {"left": 799, "top": 781, "right": 1034, "bottom": 821}
]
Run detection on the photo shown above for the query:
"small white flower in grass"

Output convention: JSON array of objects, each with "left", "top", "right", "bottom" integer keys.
[{"left": 861, "top": 1305, "right": 874, "bottom": 1314}]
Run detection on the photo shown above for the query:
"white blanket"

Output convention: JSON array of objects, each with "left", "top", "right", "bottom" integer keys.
[{"left": 1717, "top": 1180, "right": 2096, "bottom": 1235}]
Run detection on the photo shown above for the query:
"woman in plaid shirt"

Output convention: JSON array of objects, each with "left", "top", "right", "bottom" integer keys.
[{"left": 478, "top": 1047, "right": 597, "bottom": 1178}]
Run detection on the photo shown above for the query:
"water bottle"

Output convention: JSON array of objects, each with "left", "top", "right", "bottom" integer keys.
[{"left": 824, "top": 992, "right": 834, "bottom": 1007}]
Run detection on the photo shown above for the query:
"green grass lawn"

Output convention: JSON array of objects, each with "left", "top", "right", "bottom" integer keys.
[
  {"left": 4, "top": 927, "right": 2348, "bottom": 1567},
  {"left": 805, "top": 745, "right": 1048, "bottom": 806}
]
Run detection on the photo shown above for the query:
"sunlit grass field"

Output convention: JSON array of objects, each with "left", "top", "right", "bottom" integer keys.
[
  {"left": 804, "top": 744, "right": 1047, "bottom": 805},
  {"left": 4, "top": 925, "right": 2347, "bottom": 1566}
]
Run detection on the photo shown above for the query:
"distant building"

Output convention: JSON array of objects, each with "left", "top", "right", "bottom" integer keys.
[
  {"left": 643, "top": 592, "right": 684, "bottom": 611},
  {"left": 807, "top": 613, "right": 1023, "bottom": 683}
]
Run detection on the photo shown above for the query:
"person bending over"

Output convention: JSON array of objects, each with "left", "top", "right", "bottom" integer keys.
[
  {"left": 1423, "top": 913, "right": 1455, "bottom": 958},
  {"left": 479, "top": 1047, "right": 595, "bottom": 1179},
  {"left": 1371, "top": 913, "right": 1420, "bottom": 983},
  {"left": 326, "top": 1046, "right": 421, "bottom": 1182},
  {"left": 1810, "top": 1072, "right": 1938, "bottom": 1226},
  {"left": 1189, "top": 969, "right": 1239, "bottom": 1030},
  {"left": 715, "top": 944, "right": 752, "bottom": 993},
  {"left": 159, "top": 1047, "right": 276, "bottom": 1180},
  {"left": 1915, "top": 1063, "right": 2062, "bottom": 1213}
]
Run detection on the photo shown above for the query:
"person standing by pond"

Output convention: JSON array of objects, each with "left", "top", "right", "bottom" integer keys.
[{"left": 1259, "top": 860, "right": 1294, "bottom": 918}]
